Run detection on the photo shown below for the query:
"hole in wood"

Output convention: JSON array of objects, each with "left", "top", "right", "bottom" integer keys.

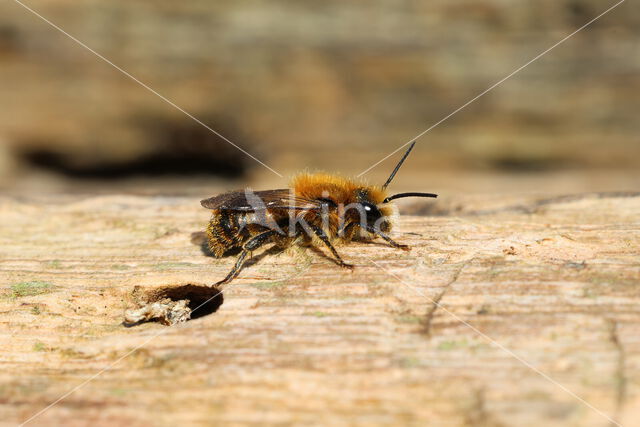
[{"left": 124, "top": 284, "right": 223, "bottom": 327}]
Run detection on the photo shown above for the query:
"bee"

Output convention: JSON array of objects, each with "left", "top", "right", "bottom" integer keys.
[{"left": 201, "top": 141, "right": 437, "bottom": 285}]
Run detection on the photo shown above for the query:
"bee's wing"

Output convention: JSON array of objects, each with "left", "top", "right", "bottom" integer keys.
[{"left": 200, "top": 189, "right": 323, "bottom": 212}]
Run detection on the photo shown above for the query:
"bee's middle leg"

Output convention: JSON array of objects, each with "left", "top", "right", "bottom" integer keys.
[
  {"left": 216, "top": 230, "right": 278, "bottom": 285},
  {"left": 309, "top": 225, "right": 354, "bottom": 269}
]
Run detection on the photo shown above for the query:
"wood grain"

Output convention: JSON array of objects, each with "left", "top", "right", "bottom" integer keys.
[{"left": 1, "top": 193, "right": 638, "bottom": 426}]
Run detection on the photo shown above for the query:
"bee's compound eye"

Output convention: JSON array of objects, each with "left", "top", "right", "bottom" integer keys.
[{"left": 364, "top": 205, "right": 372, "bottom": 212}]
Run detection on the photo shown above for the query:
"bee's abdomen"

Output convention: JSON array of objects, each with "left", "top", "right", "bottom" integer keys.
[{"left": 206, "top": 210, "right": 248, "bottom": 257}]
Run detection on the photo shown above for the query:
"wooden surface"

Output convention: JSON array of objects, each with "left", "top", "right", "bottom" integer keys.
[{"left": 0, "top": 192, "right": 639, "bottom": 426}]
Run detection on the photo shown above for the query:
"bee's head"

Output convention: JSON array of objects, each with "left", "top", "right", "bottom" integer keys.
[
  {"left": 355, "top": 189, "right": 393, "bottom": 233},
  {"left": 345, "top": 139, "right": 438, "bottom": 235}
]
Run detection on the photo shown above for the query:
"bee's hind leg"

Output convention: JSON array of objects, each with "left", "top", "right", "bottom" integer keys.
[
  {"left": 366, "top": 226, "right": 411, "bottom": 251},
  {"left": 309, "top": 225, "right": 354, "bottom": 269},
  {"left": 215, "top": 230, "right": 278, "bottom": 285}
]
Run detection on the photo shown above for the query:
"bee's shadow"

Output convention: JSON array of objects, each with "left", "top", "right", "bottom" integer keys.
[
  {"left": 190, "top": 231, "right": 231, "bottom": 258},
  {"left": 190, "top": 231, "right": 283, "bottom": 268}
]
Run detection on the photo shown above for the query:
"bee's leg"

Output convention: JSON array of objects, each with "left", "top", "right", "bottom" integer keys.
[
  {"left": 339, "top": 222, "right": 359, "bottom": 240},
  {"left": 215, "top": 251, "right": 248, "bottom": 285},
  {"left": 309, "top": 225, "right": 354, "bottom": 269},
  {"left": 366, "top": 226, "right": 411, "bottom": 251},
  {"left": 216, "top": 230, "right": 277, "bottom": 285}
]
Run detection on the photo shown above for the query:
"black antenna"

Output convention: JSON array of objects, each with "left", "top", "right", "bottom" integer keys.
[
  {"left": 383, "top": 192, "right": 438, "bottom": 204},
  {"left": 382, "top": 141, "right": 416, "bottom": 189}
]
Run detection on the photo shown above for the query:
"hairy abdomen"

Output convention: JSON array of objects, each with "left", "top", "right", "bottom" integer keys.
[
  {"left": 206, "top": 210, "right": 251, "bottom": 257},
  {"left": 206, "top": 210, "right": 289, "bottom": 257}
]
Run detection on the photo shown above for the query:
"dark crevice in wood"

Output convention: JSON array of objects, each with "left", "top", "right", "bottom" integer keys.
[
  {"left": 607, "top": 319, "right": 627, "bottom": 426},
  {"left": 422, "top": 263, "right": 466, "bottom": 338},
  {"left": 463, "top": 387, "right": 504, "bottom": 427}
]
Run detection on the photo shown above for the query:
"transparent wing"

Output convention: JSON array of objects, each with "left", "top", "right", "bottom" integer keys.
[{"left": 200, "top": 189, "right": 323, "bottom": 212}]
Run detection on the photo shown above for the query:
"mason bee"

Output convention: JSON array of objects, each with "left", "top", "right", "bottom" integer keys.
[{"left": 201, "top": 141, "right": 437, "bottom": 285}]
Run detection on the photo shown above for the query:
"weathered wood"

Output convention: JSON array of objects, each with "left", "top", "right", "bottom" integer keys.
[{"left": 0, "top": 193, "right": 638, "bottom": 426}]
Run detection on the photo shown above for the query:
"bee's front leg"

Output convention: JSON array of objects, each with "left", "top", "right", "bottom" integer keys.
[
  {"left": 366, "top": 226, "right": 411, "bottom": 251},
  {"left": 309, "top": 225, "right": 354, "bottom": 269}
]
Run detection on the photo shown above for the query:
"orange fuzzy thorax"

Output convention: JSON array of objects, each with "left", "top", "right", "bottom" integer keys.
[
  {"left": 291, "top": 173, "right": 395, "bottom": 219},
  {"left": 291, "top": 173, "right": 384, "bottom": 202}
]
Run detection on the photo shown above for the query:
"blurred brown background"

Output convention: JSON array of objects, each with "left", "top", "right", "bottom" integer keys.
[{"left": 0, "top": 0, "right": 638, "bottom": 196}]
